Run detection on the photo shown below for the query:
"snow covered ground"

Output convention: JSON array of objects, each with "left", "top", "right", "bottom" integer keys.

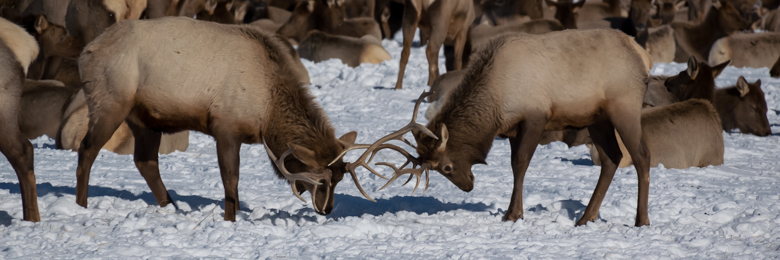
[{"left": 2, "top": 36, "right": 780, "bottom": 259}]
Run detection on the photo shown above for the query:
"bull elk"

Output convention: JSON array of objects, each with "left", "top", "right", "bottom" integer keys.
[
  {"left": 589, "top": 99, "right": 724, "bottom": 169},
  {"left": 394, "top": 0, "right": 474, "bottom": 89},
  {"left": 344, "top": 30, "right": 654, "bottom": 226},
  {"left": 75, "top": 17, "right": 375, "bottom": 221},
  {"left": 0, "top": 17, "right": 41, "bottom": 222},
  {"left": 708, "top": 33, "right": 780, "bottom": 69}
]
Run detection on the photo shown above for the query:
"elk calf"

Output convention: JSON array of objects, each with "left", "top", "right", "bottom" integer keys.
[
  {"left": 76, "top": 17, "right": 374, "bottom": 221},
  {"left": 297, "top": 30, "right": 390, "bottom": 67},
  {"left": 0, "top": 17, "right": 41, "bottom": 222},
  {"left": 394, "top": 0, "right": 474, "bottom": 89},
  {"left": 709, "top": 33, "right": 780, "bottom": 69},
  {"left": 590, "top": 99, "right": 724, "bottom": 168}
]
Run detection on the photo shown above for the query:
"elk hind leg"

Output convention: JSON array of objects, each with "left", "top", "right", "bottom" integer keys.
[
  {"left": 75, "top": 100, "right": 133, "bottom": 207},
  {"left": 578, "top": 120, "right": 622, "bottom": 226},
  {"left": 503, "top": 120, "right": 545, "bottom": 222},
  {"left": 394, "top": 2, "right": 420, "bottom": 89},
  {"left": 127, "top": 122, "right": 178, "bottom": 209},
  {"left": 424, "top": 10, "right": 451, "bottom": 86},
  {"left": 611, "top": 106, "right": 651, "bottom": 227},
  {"left": 0, "top": 125, "right": 40, "bottom": 222}
]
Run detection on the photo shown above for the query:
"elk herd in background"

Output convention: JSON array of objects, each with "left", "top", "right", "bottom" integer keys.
[{"left": 0, "top": 0, "right": 776, "bottom": 227}]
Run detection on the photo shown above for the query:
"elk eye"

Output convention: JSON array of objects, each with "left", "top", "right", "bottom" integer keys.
[{"left": 444, "top": 165, "right": 452, "bottom": 172}]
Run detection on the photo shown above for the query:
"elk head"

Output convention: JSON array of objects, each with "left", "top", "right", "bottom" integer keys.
[
  {"left": 714, "top": 1, "right": 749, "bottom": 34},
  {"left": 717, "top": 76, "right": 771, "bottom": 136},
  {"left": 654, "top": 0, "right": 684, "bottom": 24},
  {"left": 66, "top": 0, "right": 148, "bottom": 47},
  {"left": 277, "top": 0, "right": 315, "bottom": 43},
  {"left": 34, "top": 15, "right": 82, "bottom": 60},
  {"left": 264, "top": 131, "right": 373, "bottom": 215},
  {"left": 664, "top": 56, "right": 730, "bottom": 101},
  {"left": 331, "top": 92, "right": 486, "bottom": 195}
]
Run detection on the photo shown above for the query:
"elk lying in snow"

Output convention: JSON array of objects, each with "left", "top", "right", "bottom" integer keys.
[
  {"left": 57, "top": 89, "right": 190, "bottom": 155},
  {"left": 344, "top": 30, "right": 654, "bottom": 226},
  {"left": 297, "top": 30, "right": 390, "bottom": 67},
  {"left": 394, "top": 0, "right": 474, "bottom": 89},
  {"left": 772, "top": 55, "right": 780, "bottom": 78},
  {"left": 589, "top": 99, "right": 724, "bottom": 168},
  {"left": 277, "top": 0, "right": 382, "bottom": 44},
  {"left": 0, "top": 17, "right": 41, "bottom": 222},
  {"left": 708, "top": 33, "right": 780, "bottom": 69},
  {"left": 670, "top": 1, "right": 746, "bottom": 63},
  {"left": 649, "top": 57, "right": 772, "bottom": 136},
  {"left": 76, "top": 17, "right": 375, "bottom": 221},
  {"left": 18, "top": 79, "right": 77, "bottom": 140}
]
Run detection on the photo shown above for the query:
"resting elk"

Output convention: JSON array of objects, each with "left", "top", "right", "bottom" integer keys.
[
  {"left": 395, "top": 0, "right": 474, "bottom": 89},
  {"left": 708, "top": 33, "right": 780, "bottom": 69},
  {"left": 0, "top": 17, "right": 40, "bottom": 222},
  {"left": 277, "top": 0, "right": 382, "bottom": 44},
  {"left": 75, "top": 17, "right": 375, "bottom": 221},
  {"left": 589, "top": 99, "right": 724, "bottom": 169},
  {"left": 479, "top": 0, "right": 545, "bottom": 25},
  {"left": 297, "top": 30, "right": 391, "bottom": 67},
  {"left": 343, "top": 30, "right": 654, "bottom": 226}
]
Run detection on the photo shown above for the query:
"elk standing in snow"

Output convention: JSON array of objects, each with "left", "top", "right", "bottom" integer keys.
[
  {"left": 344, "top": 30, "right": 654, "bottom": 226},
  {"left": 394, "top": 0, "right": 474, "bottom": 89},
  {"left": 75, "top": 17, "right": 375, "bottom": 221},
  {"left": 0, "top": 17, "right": 41, "bottom": 222}
]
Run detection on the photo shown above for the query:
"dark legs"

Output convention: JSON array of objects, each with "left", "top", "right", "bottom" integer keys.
[
  {"left": 0, "top": 129, "right": 40, "bottom": 222},
  {"left": 214, "top": 131, "right": 241, "bottom": 221},
  {"left": 394, "top": 1, "right": 420, "bottom": 90},
  {"left": 128, "top": 123, "right": 177, "bottom": 210},
  {"left": 578, "top": 120, "right": 623, "bottom": 225},
  {"left": 503, "top": 120, "right": 545, "bottom": 222}
]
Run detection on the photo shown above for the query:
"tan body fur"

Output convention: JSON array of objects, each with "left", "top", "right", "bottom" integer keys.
[
  {"left": 709, "top": 33, "right": 780, "bottom": 69},
  {"left": 394, "top": 0, "right": 474, "bottom": 89},
  {"left": 66, "top": 0, "right": 148, "bottom": 48},
  {"left": 424, "top": 70, "right": 465, "bottom": 120},
  {"left": 469, "top": 19, "right": 563, "bottom": 50},
  {"left": 75, "top": 17, "right": 357, "bottom": 221},
  {"left": 420, "top": 29, "right": 653, "bottom": 226},
  {"left": 590, "top": 99, "right": 724, "bottom": 168},
  {"left": 0, "top": 17, "right": 40, "bottom": 222},
  {"left": 297, "top": 30, "right": 390, "bottom": 67},
  {"left": 670, "top": 2, "right": 746, "bottom": 63},
  {"left": 277, "top": 1, "right": 382, "bottom": 43},
  {"left": 18, "top": 80, "right": 76, "bottom": 140}
]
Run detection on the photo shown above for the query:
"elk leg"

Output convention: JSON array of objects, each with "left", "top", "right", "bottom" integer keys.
[
  {"left": 0, "top": 127, "right": 40, "bottom": 222},
  {"left": 394, "top": 1, "right": 420, "bottom": 90},
  {"left": 127, "top": 123, "right": 178, "bottom": 209},
  {"left": 425, "top": 11, "right": 451, "bottom": 86},
  {"left": 75, "top": 101, "right": 133, "bottom": 208},
  {"left": 503, "top": 120, "right": 545, "bottom": 222},
  {"left": 451, "top": 25, "right": 469, "bottom": 71},
  {"left": 578, "top": 121, "right": 622, "bottom": 226},
  {"left": 214, "top": 133, "right": 241, "bottom": 221},
  {"left": 611, "top": 107, "right": 651, "bottom": 227}
]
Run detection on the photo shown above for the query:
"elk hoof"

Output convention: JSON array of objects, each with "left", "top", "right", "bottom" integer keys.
[
  {"left": 635, "top": 218, "right": 650, "bottom": 227},
  {"left": 501, "top": 212, "right": 523, "bottom": 222}
]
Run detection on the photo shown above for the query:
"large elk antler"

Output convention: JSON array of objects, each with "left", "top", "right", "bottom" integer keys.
[
  {"left": 329, "top": 91, "right": 439, "bottom": 197},
  {"left": 263, "top": 139, "right": 331, "bottom": 211}
]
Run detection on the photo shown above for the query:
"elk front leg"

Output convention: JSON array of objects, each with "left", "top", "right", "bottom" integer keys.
[
  {"left": 579, "top": 120, "right": 622, "bottom": 226},
  {"left": 0, "top": 129, "right": 40, "bottom": 222},
  {"left": 394, "top": 1, "right": 421, "bottom": 89},
  {"left": 424, "top": 12, "right": 451, "bottom": 86},
  {"left": 504, "top": 120, "right": 545, "bottom": 222},
  {"left": 214, "top": 132, "right": 241, "bottom": 221},
  {"left": 128, "top": 123, "right": 178, "bottom": 209},
  {"left": 451, "top": 26, "right": 469, "bottom": 71}
]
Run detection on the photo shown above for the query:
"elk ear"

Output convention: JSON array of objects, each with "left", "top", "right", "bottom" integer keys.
[
  {"left": 326, "top": 0, "right": 334, "bottom": 7},
  {"left": 437, "top": 124, "right": 449, "bottom": 152},
  {"left": 289, "top": 143, "right": 320, "bottom": 167},
  {"left": 35, "top": 15, "right": 48, "bottom": 34},
  {"left": 205, "top": 0, "right": 219, "bottom": 15},
  {"left": 307, "top": 1, "right": 315, "bottom": 13},
  {"left": 234, "top": 1, "right": 249, "bottom": 22},
  {"left": 338, "top": 131, "right": 358, "bottom": 146},
  {"left": 686, "top": 56, "right": 699, "bottom": 80},
  {"left": 336, "top": 0, "right": 345, "bottom": 7},
  {"left": 713, "top": 0, "right": 722, "bottom": 9},
  {"left": 711, "top": 60, "right": 730, "bottom": 79},
  {"left": 736, "top": 76, "right": 750, "bottom": 97}
]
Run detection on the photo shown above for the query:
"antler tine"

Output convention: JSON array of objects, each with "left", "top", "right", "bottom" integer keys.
[
  {"left": 375, "top": 162, "right": 431, "bottom": 195},
  {"left": 262, "top": 138, "right": 328, "bottom": 186},
  {"left": 366, "top": 143, "right": 420, "bottom": 169},
  {"left": 346, "top": 168, "right": 377, "bottom": 202}
]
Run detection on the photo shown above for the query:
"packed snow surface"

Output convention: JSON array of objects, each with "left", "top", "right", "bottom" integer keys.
[{"left": 2, "top": 37, "right": 780, "bottom": 259}]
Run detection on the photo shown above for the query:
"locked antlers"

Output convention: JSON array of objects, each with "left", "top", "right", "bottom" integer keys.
[{"left": 330, "top": 91, "right": 439, "bottom": 197}]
